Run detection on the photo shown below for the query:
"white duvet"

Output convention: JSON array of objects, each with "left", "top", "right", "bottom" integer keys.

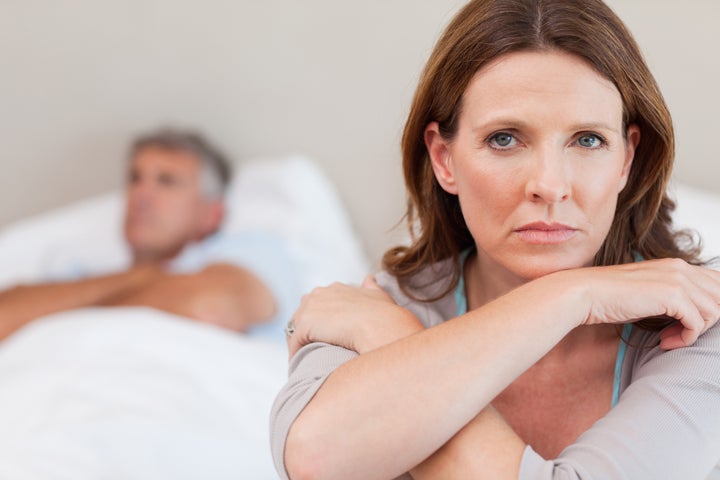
[{"left": 0, "top": 307, "right": 287, "bottom": 479}]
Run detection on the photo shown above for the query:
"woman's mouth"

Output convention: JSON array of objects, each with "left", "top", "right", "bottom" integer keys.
[{"left": 513, "top": 222, "right": 579, "bottom": 244}]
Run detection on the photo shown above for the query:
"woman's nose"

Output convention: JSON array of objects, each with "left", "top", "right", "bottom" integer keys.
[{"left": 524, "top": 154, "right": 570, "bottom": 204}]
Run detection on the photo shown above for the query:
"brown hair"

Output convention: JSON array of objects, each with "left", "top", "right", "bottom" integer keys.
[{"left": 383, "top": 0, "right": 703, "bottom": 329}]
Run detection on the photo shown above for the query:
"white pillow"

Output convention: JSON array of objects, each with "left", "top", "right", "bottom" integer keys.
[
  {"left": 0, "top": 194, "right": 129, "bottom": 289},
  {"left": 224, "top": 155, "right": 369, "bottom": 290},
  {"left": 0, "top": 155, "right": 369, "bottom": 292}
]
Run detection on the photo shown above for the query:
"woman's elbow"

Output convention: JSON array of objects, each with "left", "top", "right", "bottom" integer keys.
[{"left": 284, "top": 420, "right": 340, "bottom": 480}]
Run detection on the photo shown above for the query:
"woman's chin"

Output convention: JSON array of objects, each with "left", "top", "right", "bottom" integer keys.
[{"left": 502, "top": 255, "right": 593, "bottom": 281}]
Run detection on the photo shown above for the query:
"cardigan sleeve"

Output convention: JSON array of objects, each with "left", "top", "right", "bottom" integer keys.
[{"left": 518, "top": 323, "right": 720, "bottom": 479}]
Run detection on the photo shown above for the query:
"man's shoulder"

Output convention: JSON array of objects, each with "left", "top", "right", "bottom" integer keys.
[{"left": 170, "top": 232, "right": 287, "bottom": 273}]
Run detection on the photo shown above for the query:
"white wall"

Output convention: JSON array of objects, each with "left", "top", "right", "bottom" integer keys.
[
  {"left": 605, "top": 0, "right": 720, "bottom": 190},
  {"left": 2, "top": 0, "right": 718, "bottom": 265}
]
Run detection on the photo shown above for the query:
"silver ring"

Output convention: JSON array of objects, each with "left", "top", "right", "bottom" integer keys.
[{"left": 285, "top": 320, "right": 295, "bottom": 337}]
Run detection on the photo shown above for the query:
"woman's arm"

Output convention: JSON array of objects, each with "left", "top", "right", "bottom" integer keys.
[
  {"left": 413, "top": 321, "right": 720, "bottom": 480},
  {"left": 279, "top": 260, "right": 720, "bottom": 480},
  {"left": 411, "top": 406, "right": 525, "bottom": 480},
  {"left": 284, "top": 274, "right": 583, "bottom": 480}
]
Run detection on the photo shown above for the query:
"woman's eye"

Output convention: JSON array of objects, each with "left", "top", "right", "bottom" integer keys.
[
  {"left": 488, "top": 132, "right": 516, "bottom": 149},
  {"left": 577, "top": 134, "right": 604, "bottom": 149}
]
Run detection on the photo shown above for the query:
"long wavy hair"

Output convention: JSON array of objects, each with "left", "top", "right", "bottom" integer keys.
[{"left": 382, "top": 0, "right": 703, "bottom": 330}]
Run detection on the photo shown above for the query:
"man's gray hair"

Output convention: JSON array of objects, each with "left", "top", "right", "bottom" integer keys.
[{"left": 129, "top": 128, "right": 232, "bottom": 199}]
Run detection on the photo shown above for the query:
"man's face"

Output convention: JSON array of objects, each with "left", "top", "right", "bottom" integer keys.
[{"left": 123, "top": 146, "right": 222, "bottom": 262}]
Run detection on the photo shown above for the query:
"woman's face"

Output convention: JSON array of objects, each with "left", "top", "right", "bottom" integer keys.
[{"left": 426, "top": 50, "right": 640, "bottom": 281}]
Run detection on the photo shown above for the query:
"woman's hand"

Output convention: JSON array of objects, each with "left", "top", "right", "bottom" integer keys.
[
  {"left": 556, "top": 259, "right": 720, "bottom": 349},
  {"left": 287, "top": 275, "right": 424, "bottom": 358}
]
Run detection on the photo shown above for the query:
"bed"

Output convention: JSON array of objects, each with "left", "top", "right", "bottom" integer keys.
[{"left": 0, "top": 155, "right": 369, "bottom": 479}]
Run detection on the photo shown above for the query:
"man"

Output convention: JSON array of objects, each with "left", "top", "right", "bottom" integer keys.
[{"left": 0, "top": 129, "right": 278, "bottom": 341}]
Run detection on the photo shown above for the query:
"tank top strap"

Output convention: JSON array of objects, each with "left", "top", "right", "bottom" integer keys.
[
  {"left": 454, "top": 249, "right": 473, "bottom": 317},
  {"left": 612, "top": 323, "right": 633, "bottom": 408}
]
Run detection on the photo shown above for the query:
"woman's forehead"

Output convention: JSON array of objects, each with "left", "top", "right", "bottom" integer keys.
[{"left": 461, "top": 50, "right": 624, "bottom": 130}]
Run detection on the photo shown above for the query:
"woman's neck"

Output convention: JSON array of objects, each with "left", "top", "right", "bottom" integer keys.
[{"left": 464, "top": 249, "right": 527, "bottom": 309}]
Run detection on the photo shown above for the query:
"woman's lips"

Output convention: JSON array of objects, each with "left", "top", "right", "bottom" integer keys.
[{"left": 513, "top": 222, "right": 578, "bottom": 244}]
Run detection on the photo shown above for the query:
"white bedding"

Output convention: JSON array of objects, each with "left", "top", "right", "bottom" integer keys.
[
  {"left": 0, "top": 308, "right": 286, "bottom": 479},
  {"left": 0, "top": 155, "right": 369, "bottom": 478}
]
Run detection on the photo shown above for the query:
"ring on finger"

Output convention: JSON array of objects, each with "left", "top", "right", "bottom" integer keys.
[{"left": 285, "top": 320, "right": 295, "bottom": 337}]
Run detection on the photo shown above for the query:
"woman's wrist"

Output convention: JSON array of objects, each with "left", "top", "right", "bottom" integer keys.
[{"left": 533, "top": 269, "right": 593, "bottom": 329}]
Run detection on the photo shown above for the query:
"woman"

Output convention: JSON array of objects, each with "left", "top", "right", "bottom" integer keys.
[{"left": 271, "top": 0, "right": 720, "bottom": 478}]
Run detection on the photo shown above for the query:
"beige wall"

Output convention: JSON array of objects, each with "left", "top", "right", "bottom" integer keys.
[{"left": 2, "top": 1, "right": 718, "bottom": 265}]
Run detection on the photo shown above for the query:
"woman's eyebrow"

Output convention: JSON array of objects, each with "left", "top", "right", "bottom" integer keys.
[
  {"left": 571, "top": 122, "right": 620, "bottom": 133},
  {"left": 471, "top": 118, "right": 529, "bottom": 133},
  {"left": 471, "top": 119, "right": 620, "bottom": 134}
]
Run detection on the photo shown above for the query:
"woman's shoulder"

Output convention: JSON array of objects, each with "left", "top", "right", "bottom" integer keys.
[
  {"left": 375, "top": 257, "right": 459, "bottom": 328},
  {"left": 624, "top": 321, "right": 720, "bottom": 381}
]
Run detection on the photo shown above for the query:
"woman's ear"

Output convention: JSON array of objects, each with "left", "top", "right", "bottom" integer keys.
[
  {"left": 618, "top": 124, "right": 641, "bottom": 192},
  {"left": 425, "top": 122, "right": 458, "bottom": 195}
]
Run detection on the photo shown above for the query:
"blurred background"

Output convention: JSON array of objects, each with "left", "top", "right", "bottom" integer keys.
[{"left": 2, "top": 0, "right": 718, "bottom": 265}]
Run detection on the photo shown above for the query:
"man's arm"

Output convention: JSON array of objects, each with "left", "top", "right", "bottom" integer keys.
[
  {"left": 0, "top": 261, "right": 275, "bottom": 341},
  {"left": 0, "top": 265, "right": 163, "bottom": 341},
  {"left": 108, "top": 263, "right": 277, "bottom": 332}
]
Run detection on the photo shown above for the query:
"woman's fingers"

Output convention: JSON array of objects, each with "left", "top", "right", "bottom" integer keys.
[
  {"left": 287, "top": 296, "right": 315, "bottom": 358},
  {"left": 583, "top": 260, "right": 720, "bottom": 348},
  {"left": 691, "top": 266, "right": 720, "bottom": 325},
  {"left": 286, "top": 281, "right": 384, "bottom": 358},
  {"left": 676, "top": 265, "right": 720, "bottom": 343},
  {"left": 659, "top": 319, "right": 706, "bottom": 350},
  {"left": 285, "top": 279, "right": 417, "bottom": 358},
  {"left": 659, "top": 322, "right": 684, "bottom": 350}
]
